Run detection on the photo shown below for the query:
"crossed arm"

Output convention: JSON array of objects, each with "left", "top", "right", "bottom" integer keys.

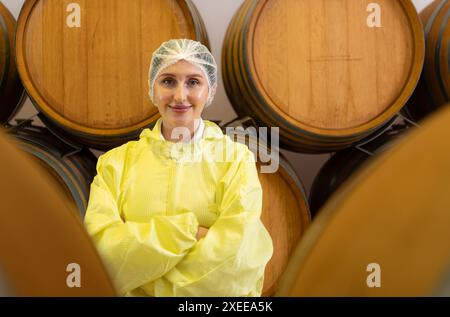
[{"left": 84, "top": 148, "right": 272, "bottom": 296}]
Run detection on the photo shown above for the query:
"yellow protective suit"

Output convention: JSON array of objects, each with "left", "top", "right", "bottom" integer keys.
[{"left": 84, "top": 118, "right": 273, "bottom": 297}]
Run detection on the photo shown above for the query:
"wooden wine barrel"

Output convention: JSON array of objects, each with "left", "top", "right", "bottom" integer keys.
[
  {"left": 0, "top": 2, "right": 25, "bottom": 123},
  {"left": 404, "top": 0, "right": 450, "bottom": 122},
  {"left": 8, "top": 123, "right": 97, "bottom": 218},
  {"left": 223, "top": 0, "right": 425, "bottom": 153},
  {"left": 309, "top": 123, "right": 410, "bottom": 217},
  {"left": 277, "top": 104, "right": 450, "bottom": 296},
  {"left": 225, "top": 123, "right": 311, "bottom": 296},
  {"left": 16, "top": 0, "right": 209, "bottom": 150},
  {"left": 0, "top": 128, "right": 116, "bottom": 296}
]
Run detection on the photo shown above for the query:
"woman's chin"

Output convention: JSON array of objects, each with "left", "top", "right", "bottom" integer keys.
[{"left": 166, "top": 115, "right": 192, "bottom": 127}]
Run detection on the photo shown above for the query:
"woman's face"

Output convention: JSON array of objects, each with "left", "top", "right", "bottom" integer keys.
[{"left": 153, "top": 60, "right": 211, "bottom": 130}]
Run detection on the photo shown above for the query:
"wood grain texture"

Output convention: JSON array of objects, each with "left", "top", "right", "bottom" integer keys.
[
  {"left": 16, "top": 0, "right": 208, "bottom": 148},
  {"left": 277, "top": 104, "right": 450, "bottom": 296},
  {"left": 223, "top": 0, "right": 425, "bottom": 152},
  {"left": 259, "top": 160, "right": 310, "bottom": 296},
  {"left": 0, "top": 128, "right": 116, "bottom": 296}
]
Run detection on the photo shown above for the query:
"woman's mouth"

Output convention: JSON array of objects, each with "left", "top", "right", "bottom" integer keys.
[{"left": 168, "top": 105, "right": 193, "bottom": 113}]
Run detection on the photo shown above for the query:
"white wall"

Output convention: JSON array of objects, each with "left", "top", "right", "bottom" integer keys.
[{"left": 1, "top": 0, "right": 434, "bottom": 197}]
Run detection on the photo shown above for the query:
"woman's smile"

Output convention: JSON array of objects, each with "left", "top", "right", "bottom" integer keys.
[{"left": 168, "top": 104, "right": 193, "bottom": 113}]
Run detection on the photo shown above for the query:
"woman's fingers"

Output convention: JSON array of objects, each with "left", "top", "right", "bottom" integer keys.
[{"left": 196, "top": 226, "right": 209, "bottom": 240}]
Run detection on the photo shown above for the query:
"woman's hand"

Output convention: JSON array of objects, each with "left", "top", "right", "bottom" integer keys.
[{"left": 196, "top": 226, "right": 209, "bottom": 240}]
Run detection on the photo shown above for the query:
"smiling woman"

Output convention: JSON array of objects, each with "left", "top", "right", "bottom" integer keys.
[
  {"left": 153, "top": 60, "right": 210, "bottom": 142},
  {"left": 84, "top": 39, "right": 274, "bottom": 297},
  {"left": 149, "top": 39, "right": 218, "bottom": 143}
]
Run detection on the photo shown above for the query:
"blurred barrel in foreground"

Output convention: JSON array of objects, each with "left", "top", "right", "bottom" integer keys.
[
  {"left": 309, "top": 123, "right": 411, "bottom": 217},
  {"left": 404, "top": 0, "right": 450, "bottom": 122},
  {"left": 0, "top": 128, "right": 116, "bottom": 296},
  {"left": 15, "top": 0, "right": 209, "bottom": 150},
  {"left": 277, "top": 104, "right": 450, "bottom": 296},
  {"left": 223, "top": 0, "right": 424, "bottom": 153},
  {"left": 8, "top": 123, "right": 97, "bottom": 217},
  {"left": 225, "top": 122, "right": 310, "bottom": 296},
  {"left": 0, "top": 2, "right": 25, "bottom": 123}
]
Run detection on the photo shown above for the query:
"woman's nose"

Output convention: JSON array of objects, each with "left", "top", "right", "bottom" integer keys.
[{"left": 174, "top": 84, "right": 187, "bottom": 103}]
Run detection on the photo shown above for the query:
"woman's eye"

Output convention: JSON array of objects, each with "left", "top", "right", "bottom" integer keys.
[
  {"left": 187, "top": 79, "right": 200, "bottom": 87},
  {"left": 161, "top": 78, "right": 175, "bottom": 86}
]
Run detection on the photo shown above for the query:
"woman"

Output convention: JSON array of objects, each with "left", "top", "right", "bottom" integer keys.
[{"left": 84, "top": 39, "right": 273, "bottom": 297}]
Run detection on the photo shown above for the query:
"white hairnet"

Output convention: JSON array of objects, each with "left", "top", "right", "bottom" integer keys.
[{"left": 148, "top": 39, "right": 218, "bottom": 107}]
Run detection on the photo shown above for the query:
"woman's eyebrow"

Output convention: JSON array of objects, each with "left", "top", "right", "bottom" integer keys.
[
  {"left": 159, "top": 73, "right": 204, "bottom": 78},
  {"left": 187, "top": 74, "right": 204, "bottom": 78},
  {"left": 159, "top": 73, "right": 175, "bottom": 77}
]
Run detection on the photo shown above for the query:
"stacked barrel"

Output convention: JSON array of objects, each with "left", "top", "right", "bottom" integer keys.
[
  {"left": 277, "top": 105, "right": 450, "bottom": 296},
  {"left": 300, "top": 0, "right": 449, "bottom": 217},
  {"left": 222, "top": 0, "right": 425, "bottom": 153}
]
